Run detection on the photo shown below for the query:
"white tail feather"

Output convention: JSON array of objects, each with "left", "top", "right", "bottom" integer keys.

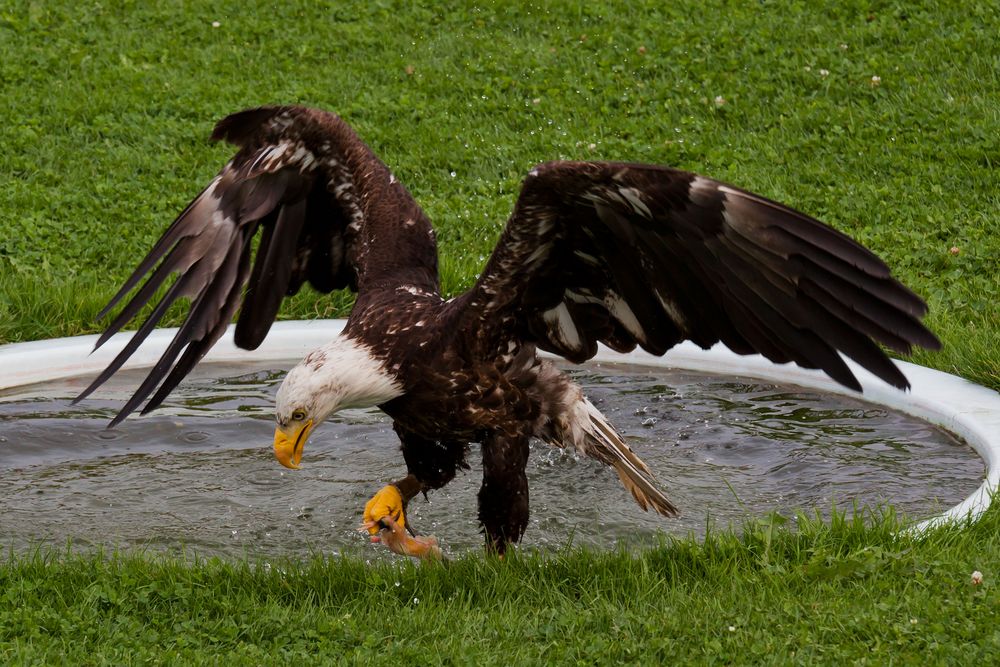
[{"left": 558, "top": 394, "right": 679, "bottom": 518}]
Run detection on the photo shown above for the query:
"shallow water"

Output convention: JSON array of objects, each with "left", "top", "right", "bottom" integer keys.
[{"left": 0, "top": 361, "right": 983, "bottom": 560}]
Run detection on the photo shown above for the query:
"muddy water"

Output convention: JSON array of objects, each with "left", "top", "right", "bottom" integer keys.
[{"left": 0, "top": 361, "right": 983, "bottom": 560}]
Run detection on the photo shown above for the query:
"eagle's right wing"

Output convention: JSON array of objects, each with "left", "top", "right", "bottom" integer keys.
[{"left": 77, "top": 106, "right": 437, "bottom": 425}]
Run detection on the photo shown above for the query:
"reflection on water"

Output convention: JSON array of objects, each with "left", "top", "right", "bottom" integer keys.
[{"left": 0, "top": 361, "right": 983, "bottom": 560}]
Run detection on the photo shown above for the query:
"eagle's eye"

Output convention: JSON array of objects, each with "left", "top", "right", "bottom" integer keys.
[{"left": 291, "top": 409, "right": 307, "bottom": 422}]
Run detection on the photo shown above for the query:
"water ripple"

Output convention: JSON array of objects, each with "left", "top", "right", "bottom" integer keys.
[{"left": 0, "top": 361, "right": 983, "bottom": 559}]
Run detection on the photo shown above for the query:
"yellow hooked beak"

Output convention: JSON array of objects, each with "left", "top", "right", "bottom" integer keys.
[{"left": 273, "top": 420, "right": 314, "bottom": 470}]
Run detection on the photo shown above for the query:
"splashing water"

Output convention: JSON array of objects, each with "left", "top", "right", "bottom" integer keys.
[{"left": 0, "top": 361, "right": 982, "bottom": 560}]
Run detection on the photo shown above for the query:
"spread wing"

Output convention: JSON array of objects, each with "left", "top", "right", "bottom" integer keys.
[
  {"left": 459, "top": 161, "right": 940, "bottom": 391},
  {"left": 77, "top": 106, "right": 437, "bottom": 425}
]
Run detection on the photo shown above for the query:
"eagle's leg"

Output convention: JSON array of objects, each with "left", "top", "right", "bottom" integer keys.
[
  {"left": 363, "top": 425, "right": 469, "bottom": 537},
  {"left": 478, "top": 432, "right": 530, "bottom": 555}
]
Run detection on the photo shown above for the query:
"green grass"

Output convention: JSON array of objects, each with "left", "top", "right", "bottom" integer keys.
[
  {"left": 1, "top": 0, "right": 998, "bottom": 389},
  {"left": 3, "top": 0, "right": 1000, "bottom": 663},
  {"left": 4, "top": 508, "right": 1000, "bottom": 663}
]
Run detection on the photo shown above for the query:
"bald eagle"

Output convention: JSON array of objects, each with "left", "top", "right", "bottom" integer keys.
[{"left": 77, "top": 106, "right": 939, "bottom": 554}]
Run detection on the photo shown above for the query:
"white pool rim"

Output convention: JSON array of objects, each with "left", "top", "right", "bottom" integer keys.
[{"left": 2, "top": 319, "right": 997, "bottom": 534}]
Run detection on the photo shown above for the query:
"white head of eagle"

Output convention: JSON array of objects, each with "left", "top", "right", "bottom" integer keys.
[{"left": 272, "top": 335, "right": 404, "bottom": 469}]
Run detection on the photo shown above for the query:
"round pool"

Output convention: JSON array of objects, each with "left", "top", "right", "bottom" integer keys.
[{"left": 2, "top": 320, "right": 997, "bottom": 559}]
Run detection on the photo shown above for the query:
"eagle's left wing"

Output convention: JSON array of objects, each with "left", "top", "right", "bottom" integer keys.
[{"left": 457, "top": 161, "right": 939, "bottom": 391}]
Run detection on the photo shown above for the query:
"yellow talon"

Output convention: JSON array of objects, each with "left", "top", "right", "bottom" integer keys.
[{"left": 362, "top": 484, "right": 406, "bottom": 536}]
